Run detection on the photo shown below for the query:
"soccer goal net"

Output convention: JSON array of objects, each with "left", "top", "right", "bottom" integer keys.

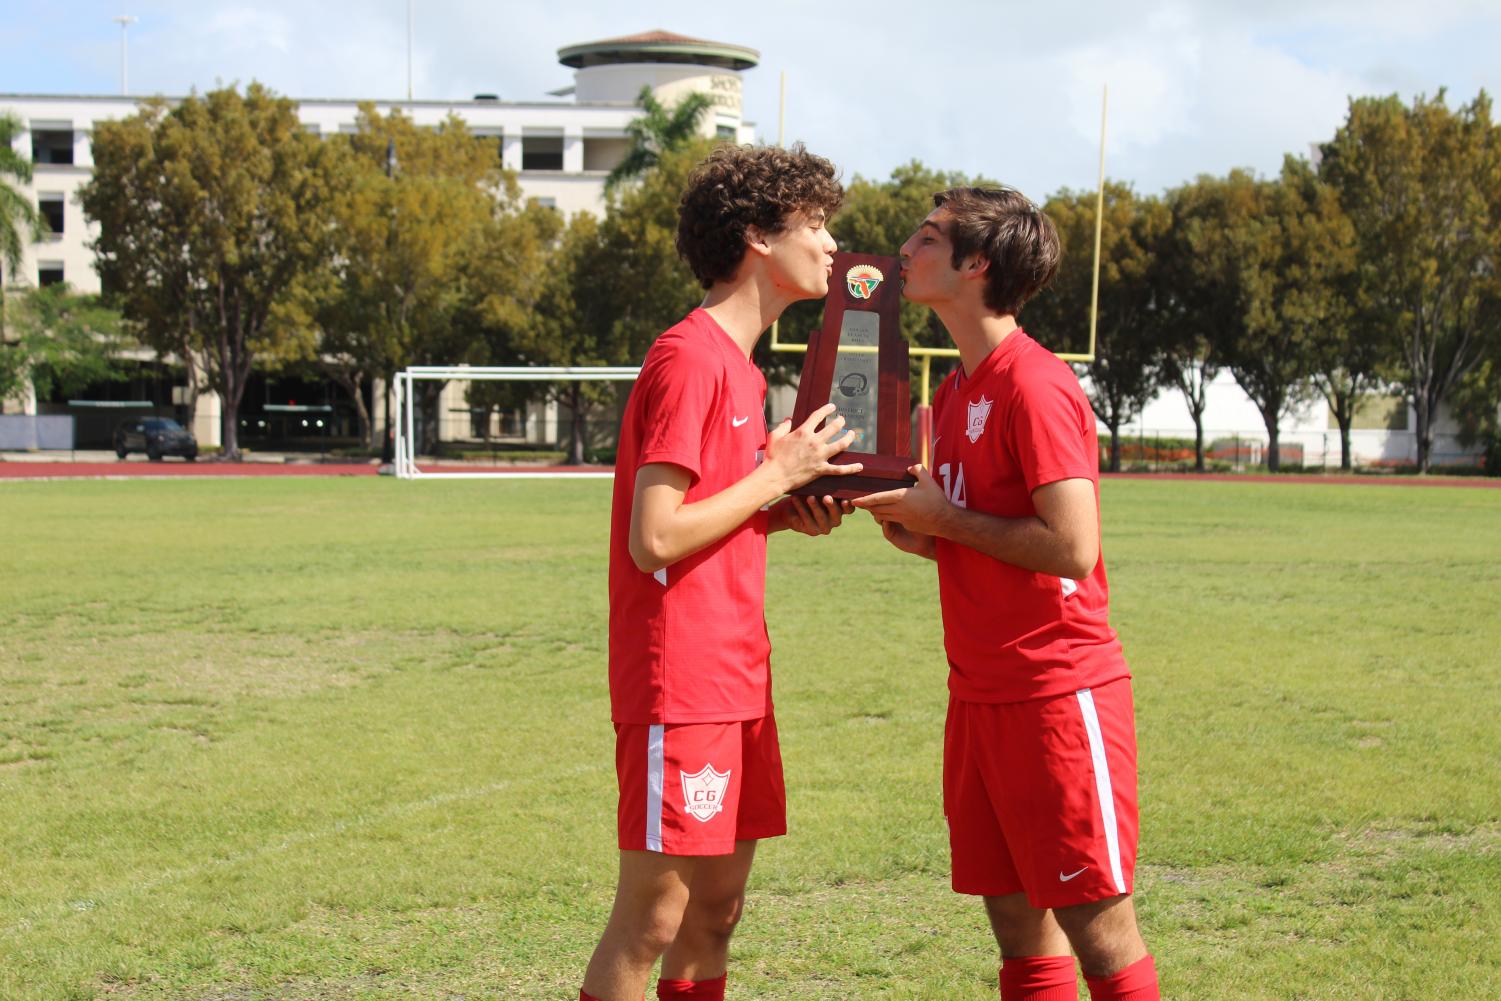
[{"left": 393, "top": 365, "right": 640, "bottom": 480}]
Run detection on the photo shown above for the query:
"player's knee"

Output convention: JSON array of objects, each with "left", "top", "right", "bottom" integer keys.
[
  {"left": 609, "top": 894, "right": 689, "bottom": 960},
  {"left": 633, "top": 906, "right": 687, "bottom": 958},
  {"left": 689, "top": 892, "right": 745, "bottom": 943}
]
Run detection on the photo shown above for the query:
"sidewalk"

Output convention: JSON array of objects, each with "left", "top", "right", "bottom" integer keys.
[
  {"left": 0, "top": 450, "right": 615, "bottom": 480},
  {"left": 0, "top": 450, "right": 383, "bottom": 479},
  {"left": 0, "top": 449, "right": 353, "bottom": 465}
]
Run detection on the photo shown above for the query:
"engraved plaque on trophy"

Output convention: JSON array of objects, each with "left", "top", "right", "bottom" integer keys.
[{"left": 789, "top": 251, "right": 917, "bottom": 500}]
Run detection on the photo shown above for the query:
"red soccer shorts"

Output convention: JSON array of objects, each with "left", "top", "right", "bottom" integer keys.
[
  {"left": 945, "top": 677, "right": 1140, "bottom": 909},
  {"left": 616, "top": 715, "right": 786, "bottom": 856}
]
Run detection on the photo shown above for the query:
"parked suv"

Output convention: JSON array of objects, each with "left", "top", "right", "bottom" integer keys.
[{"left": 114, "top": 417, "right": 198, "bottom": 461}]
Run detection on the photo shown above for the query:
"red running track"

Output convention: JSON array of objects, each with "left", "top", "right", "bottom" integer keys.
[
  {"left": 1102, "top": 471, "right": 1501, "bottom": 489},
  {"left": 0, "top": 461, "right": 608, "bottom": 479},
  {"left": 1, "top": 461, "right": 1496, "bottom": 488}
]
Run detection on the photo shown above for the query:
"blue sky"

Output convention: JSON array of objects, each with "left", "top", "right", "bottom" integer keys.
[{"left": 2, "top": 0, "right": 1498, "bottom": 199}]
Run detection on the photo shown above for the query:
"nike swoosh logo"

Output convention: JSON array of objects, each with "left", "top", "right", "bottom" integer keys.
[
  {"left": 1059, "top": 866, "right": 1089, "bottom": 882},
  {"left": 732, "top": 416, "right": 749, "bottom": 427}
]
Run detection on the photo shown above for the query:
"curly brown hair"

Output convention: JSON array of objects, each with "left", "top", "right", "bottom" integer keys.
[
  {"left": 933, "top": 187, "right": 1061, "bottom": 316},
  {"left": 676, "top": 143, "right": 843, "bottom": 289}
]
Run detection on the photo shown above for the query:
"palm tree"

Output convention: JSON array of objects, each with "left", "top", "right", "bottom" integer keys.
[
  {"left": 1, "top": 112, "right": 45, "bottom": 319},
  {"left": 605, "top": 86, "right": 714, "bottom": 191}
]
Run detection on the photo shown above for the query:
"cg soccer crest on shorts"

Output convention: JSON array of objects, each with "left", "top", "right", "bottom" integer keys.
[
  {"left": 680, "top": 764, "right": 732, "bottom": 823},
  {"left": 966, "top": 395, "right": 993, "bottom": 443},
  {"left": 845, "top": 264, "right": 884, "bottom": 300}
]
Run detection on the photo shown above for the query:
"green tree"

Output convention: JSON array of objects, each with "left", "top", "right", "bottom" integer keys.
[
  {"left": 77, "top": 99, "right": 210, "bottom": 427},
  {"left": 1319, "top": 90, "right": 1501, "bottom": 472},
  {"left": 1278, "top": 158, "right": 1383, "bottom": 471},
  {"left": 1249, "top": 162, "right": 1361, "bottom": 471},
  {"left": 1158, "top": 180, "right": 1233, "bottom": 471},
  {"left": 298, "top": 105, "right": 557, "bottom": 452},
  {"left": 1173, "top": 168, "right": 1332, "bottom": 472},
  {"left": 454, "top": 187, "right": 566, "bottom": 454},
  {"left": 578, "top": 142, "right": 713, "bottom": 366},
  {"left": 510, "top": 212, "right": 617, "bottom": 464},
  {"left": 523, "top": 144, "right": 713, "bottom": 462},
  {"left": 0, "top": 283, "right": 125, "bottom": 402},
  {"left": 1030, "top": 182, "right": 1169, "bottom": 472},
  {"left": 81, "top": 84, "right": 340, "bottom": 459},
  {"left": 0, "top": 111, "right": 45, "bottom": 334},
  {"left": 606, "top": 87, "right": 713, "bottom": 191}
]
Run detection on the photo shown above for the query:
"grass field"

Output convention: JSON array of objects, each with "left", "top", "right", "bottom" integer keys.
[{"left": 1, "top": 477, "right": 1499, "bottom": 1000}]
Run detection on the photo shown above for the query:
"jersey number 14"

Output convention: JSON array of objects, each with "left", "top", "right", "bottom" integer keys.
[{"left": 938, "top": 462, "right": 967, "bottom": 509}]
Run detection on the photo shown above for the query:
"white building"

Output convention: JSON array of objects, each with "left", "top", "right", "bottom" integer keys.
[
  {"left": 0, "top": 30, "right": 760, "bottom": 446},
  {"left": 2, "top": 29, "right": 759, "bottom": 295},
  {"left": 1096, "top": 368, "right": 1477, "bottom": 470}
]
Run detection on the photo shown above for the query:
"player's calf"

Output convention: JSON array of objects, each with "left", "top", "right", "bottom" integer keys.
[
  {"left": 983, "top": 892, "right": 1070, "bottom": 957},
  {"left": 1051, "top": 893, "right": 1148, "bottom": 978},
  {"left": 1053, "top": 895, "right": 1158, "bottom": 1000}
]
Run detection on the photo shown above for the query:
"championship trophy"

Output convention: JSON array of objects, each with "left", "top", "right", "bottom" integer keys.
[{"left": 789, "top": 252, "right": 917, "bottom": 500}]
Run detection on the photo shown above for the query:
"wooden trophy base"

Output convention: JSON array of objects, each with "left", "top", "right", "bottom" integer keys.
[{"left": 790, "top": 453, "right": 916, "bottom": 501}]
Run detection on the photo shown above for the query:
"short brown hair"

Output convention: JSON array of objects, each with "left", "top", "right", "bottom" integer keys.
[
  {"left": 933, "top": 187, "right": 1061, "bottom": 316},
  {"left": 677, "top": 144, "right": 843, "bottom": 288}
]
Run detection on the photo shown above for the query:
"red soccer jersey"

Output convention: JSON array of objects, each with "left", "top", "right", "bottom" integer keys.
[
  {"left": 608, "top": 309, "right": 773, "bottom": 724},
  {"left": 929, "top": 329, "right": 1128, "bottom": 704}
]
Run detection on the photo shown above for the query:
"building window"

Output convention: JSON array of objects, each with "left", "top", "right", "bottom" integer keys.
[
  {"left": 39, "top": 263, "right": 65, "bottom": 287},
  {"left": 532, "top": 196, "right": 558, "bottom": 210},
  {"left": 522, "top": 136, "right": 563, "bottom": 171},
  {"left": 302, "top": 123, "right": 322, "bottom": 137},
  {"left": 1342, "top": 395, "right": 1411, "bottom": 432},
  {"left": 715, "top": 124, "right": 736, "bottom": 140},
  {"left": 31, "top": 129, "right": 75, "bottom": 165},
  {"left": 583, "top": 136, "right": 630, "bottom": 173},
  {"left": 39, "top": 195, "right": 65, "bottom": 238}
]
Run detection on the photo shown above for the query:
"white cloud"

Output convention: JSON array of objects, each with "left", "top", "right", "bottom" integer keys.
[
  {"left": 4, "top": 0, "right": 1497, "bottom": 198},
  {"left": 1059, "top": 4, "right": 1204, "bottom": 155},
  {"left": 201, "top": 8, "right": 293, "bottom": 55}
]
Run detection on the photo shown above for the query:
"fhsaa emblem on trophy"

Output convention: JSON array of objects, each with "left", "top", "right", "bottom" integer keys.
[
  {"left": 837, "top": 372, "right": 869, "bottom": 398},
  {"left": 845, "top": 263, "right": 884, "bottom": 300},
  {"left": 966, "top": 395, "right": 993, "bottom": 443},
  {"left": 680, "top": 763, "right": 732, "bottom": 823}
]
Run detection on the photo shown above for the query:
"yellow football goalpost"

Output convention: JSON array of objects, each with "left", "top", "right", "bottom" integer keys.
[
  {"left": 769, "top": 78, "right": 1109, "bottom": 461},
  {"left": 395, "top": 87, "right": 1108, "bottom": 478}
]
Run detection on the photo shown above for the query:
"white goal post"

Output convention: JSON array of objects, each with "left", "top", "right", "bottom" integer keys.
[{"left": 393, "top": 365, "right": 640, "bottom": 480}]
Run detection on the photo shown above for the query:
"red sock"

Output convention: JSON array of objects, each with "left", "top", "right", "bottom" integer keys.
[
  {"left": 656, "top": 972, "right": 726, "bottom": 999},
  {"left": 578, "top": 992, "right": 604, "bottom": 1001},
  {"left": 1000, "top": 955, "right": 1077, "bottom": 1000},
  {"left": 1085, "top": 954, "right": 1160, "bottom": 1001}
]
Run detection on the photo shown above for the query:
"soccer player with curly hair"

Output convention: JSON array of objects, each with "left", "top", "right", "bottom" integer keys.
[{"left": 580, "top": 144, "right": 861, "bottom": 1001}]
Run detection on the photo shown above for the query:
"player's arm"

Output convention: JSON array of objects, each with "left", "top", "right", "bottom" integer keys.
[
  {"left": 853, "top": 467, "right": 1100, "bottom": 579},
  {"left": 629, "top": 404, "right": 861, "bottom": 573}
]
